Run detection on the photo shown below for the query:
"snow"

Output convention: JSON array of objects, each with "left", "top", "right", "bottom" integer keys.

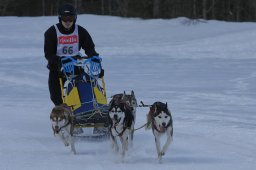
[{"left": 0, "top": 15, "right": 255, "bottom": 170}]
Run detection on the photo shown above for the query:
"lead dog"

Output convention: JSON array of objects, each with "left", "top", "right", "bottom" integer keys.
[
  {"left": 147, "top": 102, "right": 173, "bottom": 162},
  {"left": 108, "top": 99, "right": 134, "bottom": 159},
  {"left": 111, "top": 91, "right": 137, "bottom": 142},
  {"left": 50, "top": 104, "right": 76, "bottom": 154}
]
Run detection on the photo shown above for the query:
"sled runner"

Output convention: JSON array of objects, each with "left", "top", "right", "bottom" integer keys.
[{"left": 59, "top": 55, "right": 109, "bottom": 137}]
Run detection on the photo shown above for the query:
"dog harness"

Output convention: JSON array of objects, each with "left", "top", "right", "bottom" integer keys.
[
  {"left": 110, "top": 115, "right": 129, "bottom": 137},
  {"left": 113, "top": 127, "right": 126, "bottom": 137}
]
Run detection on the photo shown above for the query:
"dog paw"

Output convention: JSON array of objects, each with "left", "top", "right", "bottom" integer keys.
[
  {"left": 157, "top": 154, "right": 163, "bottom": 163},
  {"left": 159, "top": 151, "right": 165, "bottom": 156},
  {"left": 158, "top": 158, "right": 163, "bottom": 164}
]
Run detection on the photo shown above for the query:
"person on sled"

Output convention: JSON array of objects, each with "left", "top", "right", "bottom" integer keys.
[{"left": 44, "top": 3, "right": 99, "bottom": 106}]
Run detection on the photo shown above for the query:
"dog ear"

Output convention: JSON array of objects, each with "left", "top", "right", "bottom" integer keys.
[
  {"left": 149, "top": 106, "right": 153, "bottom": 112},
  {"left": 165, "top": 102, "right": 170, "bottom": 114},
  {"left": 150, "top": 104, "right": 157, "bottom": 115},
  {"left": 131, "top": 90, "right": 135, "bottom": 97},
  {"left": 108, "top": 99, "right": 114, "bottom": 111},
  {"left": 149, "top": 104, "right": 155, "bottom": 112},
  {"left": 121, "top": 91, "right": 126, "bottom": 100}
]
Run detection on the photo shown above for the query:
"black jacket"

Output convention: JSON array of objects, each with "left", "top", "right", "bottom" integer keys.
[{"left": 44, "top": 23, "right": 98, "bottom": 70}]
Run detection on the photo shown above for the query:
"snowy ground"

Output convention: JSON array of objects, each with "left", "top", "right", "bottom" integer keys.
[{"left": 0, "top": 15, "right": 255, "bottom": 170}]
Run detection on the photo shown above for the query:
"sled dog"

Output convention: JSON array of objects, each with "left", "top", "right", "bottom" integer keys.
[
  {"left": 108, "top": 100, "right": 134, "bottom": 159},
  {"left": 147, "top": 102, "right": 173, "bottom": 162},
  {"left": 111, "top": 91, "right": 137, "bottom": 142},
  {"left": 50, "top": 104, "right": 76, "bottom": 154}
]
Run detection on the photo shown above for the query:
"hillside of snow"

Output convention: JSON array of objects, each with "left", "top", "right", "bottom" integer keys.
[{"left": 0, "top": 15, "right": 255, "bottom": 170}]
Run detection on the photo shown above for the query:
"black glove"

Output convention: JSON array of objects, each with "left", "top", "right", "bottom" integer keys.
[{"left": 48, "top": 55, "right": 61, "bottom": 69}]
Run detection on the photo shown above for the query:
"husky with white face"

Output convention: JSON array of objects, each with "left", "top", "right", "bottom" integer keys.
[
  {"left": 111, "top": 91, "right": 137, "bottom": 143},
  {"left": 50, "top": 104, "right": 76, "bottom": 154},
  {"left": 147, "top": 102, "right": 173, "bottom": 163},
  {"left": 108, "top": 101, "right": 134, "bottom": 160}
]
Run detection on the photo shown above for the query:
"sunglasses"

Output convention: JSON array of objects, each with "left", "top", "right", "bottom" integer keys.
[{"left": 61, "top": 15, "right": 75, "bottom": 22}]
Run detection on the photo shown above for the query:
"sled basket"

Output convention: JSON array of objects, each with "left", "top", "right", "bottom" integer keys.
[{"left": 59, "top": 56, "right": 109, "bottom": 128}]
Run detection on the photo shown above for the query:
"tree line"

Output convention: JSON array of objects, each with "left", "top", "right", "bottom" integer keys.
[{"left": 1, "top": 0, "right": 256, "bottom": 21}]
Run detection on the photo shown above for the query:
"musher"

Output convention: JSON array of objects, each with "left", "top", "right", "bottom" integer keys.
[{"left": 44, "top": 3, "right": 99, "bottom": 105}]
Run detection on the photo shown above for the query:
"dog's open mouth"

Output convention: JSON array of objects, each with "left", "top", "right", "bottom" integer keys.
[
  {"left": 53, "top": 126, "right": 61, "bottom": 134},
  {"left": 158, "top": 125, "right": 166, "bottom": 132},
  {"left": 112, "top": 117, "right": 121, "bottom": 126},
  {"left": 55, "top": 129, "right": 60, "bottom": 134}
]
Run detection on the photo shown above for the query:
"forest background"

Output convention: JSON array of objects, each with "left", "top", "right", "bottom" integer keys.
[{"left": 1, "top": 0, "right": 256, "bottom": 21}]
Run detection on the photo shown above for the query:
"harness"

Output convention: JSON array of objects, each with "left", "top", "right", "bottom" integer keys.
[
  {"left": 110, "top": 116, "right": 130, "bottom": 137},
  {"left": 113, "top": 125, "right": 128, "bottom": 137}
]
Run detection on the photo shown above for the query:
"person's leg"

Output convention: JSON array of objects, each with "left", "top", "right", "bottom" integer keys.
[{"left": 48, "top": 70, "right": 63, "bottom": 105}]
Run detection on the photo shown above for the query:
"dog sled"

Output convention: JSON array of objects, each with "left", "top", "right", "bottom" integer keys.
[{"left": 59, "top": 55, "right": 109, "bottom": 138}]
